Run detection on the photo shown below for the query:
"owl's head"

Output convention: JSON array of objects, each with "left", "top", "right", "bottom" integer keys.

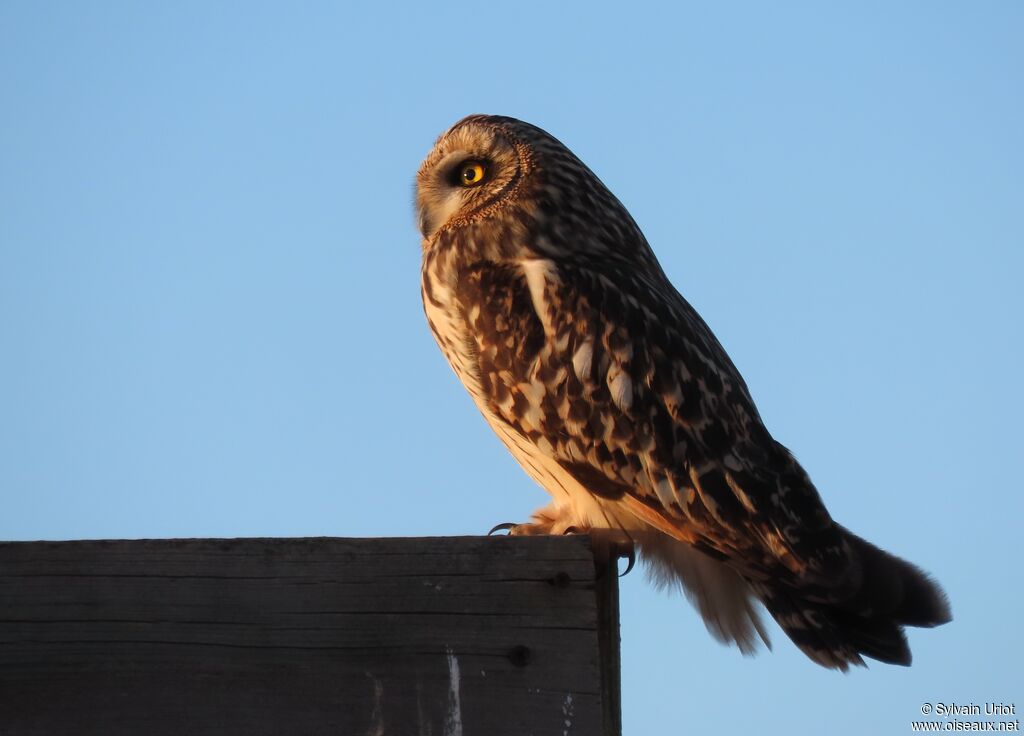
[
  {"left": 415, "top": 115, "right": 539, "bottom": 242},
  {"left": 416, "top": 115, "right": 652, "bottom": 268}
]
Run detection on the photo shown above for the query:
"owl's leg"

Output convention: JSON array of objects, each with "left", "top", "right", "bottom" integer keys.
[{"left": 488, "top": 502, "right": 636, "bottom": 575}]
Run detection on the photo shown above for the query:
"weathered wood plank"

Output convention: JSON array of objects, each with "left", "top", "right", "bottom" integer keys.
[{"left": 0, "top": 536, "right": 618, "bottom": 735}]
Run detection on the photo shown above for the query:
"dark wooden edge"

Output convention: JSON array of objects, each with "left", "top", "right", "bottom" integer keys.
[{"left": 595, "top": 549, "right": 623, "bottom": 736}]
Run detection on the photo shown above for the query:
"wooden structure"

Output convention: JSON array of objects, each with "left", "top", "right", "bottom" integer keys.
[{"left": 0, "top": 536, "right": 621, "bottom": 735}]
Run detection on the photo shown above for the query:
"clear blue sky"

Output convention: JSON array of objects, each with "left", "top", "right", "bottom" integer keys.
[{"left": 1, "top": 2, "right": 1020, "bottom": 733}]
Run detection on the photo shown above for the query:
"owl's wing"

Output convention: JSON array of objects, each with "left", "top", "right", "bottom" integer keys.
[{"left": 457, "top": 257, "right": 849, "bottom": 584}]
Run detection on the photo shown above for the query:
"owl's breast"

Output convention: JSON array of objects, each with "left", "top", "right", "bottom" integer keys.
[
  {"left": 420, "top": 249, "right": 624, "bottom": 529},
  {"left": 421, "top": 250, "right": 486, "bottom": 406},
  {"left": 421, "top": 249, "right": 558, "bottom": 434}
]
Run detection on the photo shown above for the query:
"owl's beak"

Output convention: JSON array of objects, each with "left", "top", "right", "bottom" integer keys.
[{"left": 417, "top": 206, "right": 433, "bottom": 240}]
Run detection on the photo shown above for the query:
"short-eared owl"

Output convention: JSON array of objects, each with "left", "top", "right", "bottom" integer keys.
[{"left": 416, "top": 114, "right": 950, "bottom": 669}]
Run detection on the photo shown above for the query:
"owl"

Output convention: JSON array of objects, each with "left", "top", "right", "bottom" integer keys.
[{"left": 416, "top": 114, "right": 950, "bottom": 669}]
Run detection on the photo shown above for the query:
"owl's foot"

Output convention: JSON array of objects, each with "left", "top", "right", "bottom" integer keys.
[
  {"left": 487, "top": 510, "right": 635, "bottom": 576},
  {"left": 486, "top": 520, "right": 568, "bottom": 536},
  {"left": 488, "top": 502, "right": 579, "bottom": 536},
  {"left": 587, "top": 527, "right": 636, "bottom": 577}
]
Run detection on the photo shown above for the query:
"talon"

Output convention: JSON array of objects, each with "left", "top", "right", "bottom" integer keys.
[
  {"left": 618, "top": 545, "right": 636, "bottom": 577},
  {"left": 588, "top": 529, "right": 636, "bottom": 579},
  {"left": 488, "top": 522, "right": 518, "bottom": 536}
]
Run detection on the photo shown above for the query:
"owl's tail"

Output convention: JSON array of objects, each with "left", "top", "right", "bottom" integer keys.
[{"left": 754, "top": 527, "right": 951, "bottom": 670}]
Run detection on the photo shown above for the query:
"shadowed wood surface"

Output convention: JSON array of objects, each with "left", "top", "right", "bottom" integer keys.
[{"left": 0, "top": 535, "right": 619, "bottom": 735}]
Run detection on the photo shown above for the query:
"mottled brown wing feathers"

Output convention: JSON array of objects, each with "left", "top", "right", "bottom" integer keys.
[{"left": 456, "top": 257, "right": 846, "bottom": 582}]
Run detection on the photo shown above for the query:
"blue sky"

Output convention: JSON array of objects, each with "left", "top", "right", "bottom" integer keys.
[{"left": 1, "top": 1, "right": 1021, "bottom": 733}]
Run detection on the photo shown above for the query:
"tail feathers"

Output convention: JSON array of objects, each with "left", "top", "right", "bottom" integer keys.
[
  {"left": 757, "top": 527, "right": 951, "bottom": 671},
  {"left": 840, "top": 529, "right": 951, "bottom": 628},
  {"left": 756, "top": 586, "right": 911, "bottom": 670}
]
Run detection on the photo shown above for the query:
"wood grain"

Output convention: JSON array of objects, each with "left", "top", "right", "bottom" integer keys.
[{"left": 0, "top": 535, "right": 618, "bottom": 735}]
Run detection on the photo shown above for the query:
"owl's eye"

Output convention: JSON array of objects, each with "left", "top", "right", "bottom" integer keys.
[{"left": 458, "top": 161, "right": 487, "bottom": 187}]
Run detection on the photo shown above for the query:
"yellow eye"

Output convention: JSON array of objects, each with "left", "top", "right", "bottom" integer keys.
[{"left": 459, "top": 162, "right": 486, "bottom": 186}]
